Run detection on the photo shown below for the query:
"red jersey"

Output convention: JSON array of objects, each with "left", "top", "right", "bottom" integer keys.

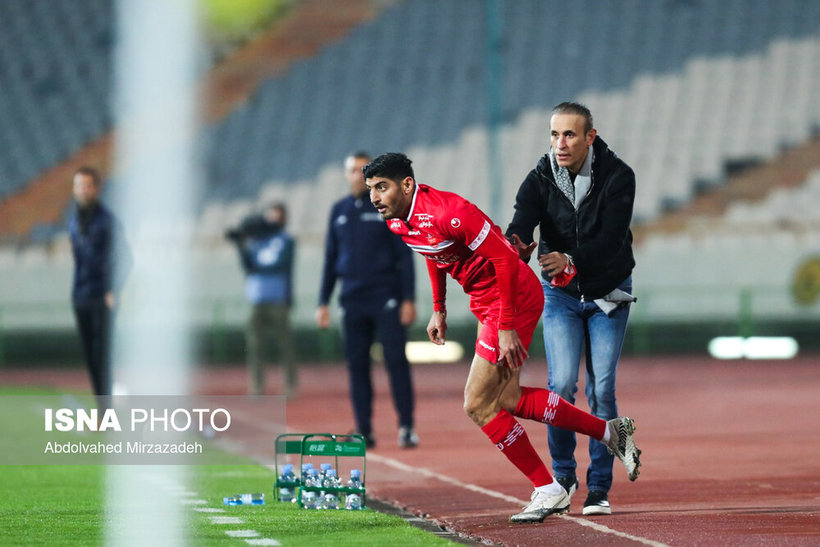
[{"left": 386, "top": 183, "right": 527, "bottom": 330}]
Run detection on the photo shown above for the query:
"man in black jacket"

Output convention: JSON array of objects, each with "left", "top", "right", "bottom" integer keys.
[
  {"left": 507, "top": 102, "right": 637, "bottom": 516},
  {"left": 69, "top": 166, "right": 131, "bottom": 399}
]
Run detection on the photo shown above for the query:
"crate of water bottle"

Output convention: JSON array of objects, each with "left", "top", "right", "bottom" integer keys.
[
  {"left": 292, "top": 464, "right": 365, "bottom": 510},
  {"left": 274, "top": 433, "right": 367, "bottom": 510}
]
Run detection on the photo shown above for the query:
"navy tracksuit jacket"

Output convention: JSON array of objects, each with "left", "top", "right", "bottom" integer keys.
[{"left": 319, "top": 192, "right": 416, "bottom": 435}]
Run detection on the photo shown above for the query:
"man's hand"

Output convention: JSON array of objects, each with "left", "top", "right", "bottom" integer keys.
[
  {"left": 426, "top": 311, "right": 447, "bottom": 345},
  {"left": 400, "top": 300, "right": 416, "bottom": 327},
  {"left": 538, "top": 251, "right": 572, "bottom": 276},
  {"left": 497, "top": 329, "right": 528, "bottom": 370},
  {"left": 315, "top": 305, "right": 331, "bottom": 328},
  {"left": 104, "top": 292, "right": 116, "bottom": 310},
  {"left": 509, "top": 234, "right": 537, "bottom": 261}
]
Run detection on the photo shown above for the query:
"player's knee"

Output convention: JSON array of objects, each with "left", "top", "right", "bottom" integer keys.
[{"left": 463, "top": 394, "right": 494, "bottom": 426}]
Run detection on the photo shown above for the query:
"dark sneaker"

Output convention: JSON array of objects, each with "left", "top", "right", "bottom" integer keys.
[
  {"left": 346, "top": 431, "right": 375, "bottom": 449},
  {"left": 555, "top": 475, "right": 579, "bottom": 509},
  {"left": 582, "top": 490, "right": 611, "bottom": 515},
  {"left": 361, "top": 432, "right": 375, "bottom": 449},
  {"left": 398, "top": 426, "right": 418, "bottom": 448}
]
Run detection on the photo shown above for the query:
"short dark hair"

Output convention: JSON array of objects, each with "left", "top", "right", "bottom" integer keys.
[
  {"left": 551, "top": 102, "right": 594, "bottom": 134},
  {"left": 348, "top": 150, "right": 371, "bottom": 162},
  {"left": 74, "top": 165, "right": 101, "bottom": 187},
  {"left": 265, "top": 201, "right": 287, "bottom": 222},
  {"left": 362, "top": 152, "right": 414, "bottom": 182}
]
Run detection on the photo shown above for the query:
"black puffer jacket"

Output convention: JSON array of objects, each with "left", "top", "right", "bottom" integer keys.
[{"left": 506, "top": 136, "right": 635, "bottom": 300}]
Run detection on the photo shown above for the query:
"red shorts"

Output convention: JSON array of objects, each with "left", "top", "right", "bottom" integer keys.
[{"left": 469, "top": 263, "right": 544, "bottom": 366}]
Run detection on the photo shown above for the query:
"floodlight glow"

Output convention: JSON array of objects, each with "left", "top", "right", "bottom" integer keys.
[
  {"left": 708, "top": 336, "right": 798, "bottom": 360},
  {"left": 406, "top": 341, "right": 465, "bottom": 363},
  {"left": 708, "top": 337, "right": 745, "bottom": 359},
  {"left": 743, "top": 337, "right": 798, "bottom": 359}
]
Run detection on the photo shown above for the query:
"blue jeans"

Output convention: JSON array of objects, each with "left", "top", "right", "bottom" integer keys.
[{"left": 542, "top": 277, "right": 631, "bottom": 493}]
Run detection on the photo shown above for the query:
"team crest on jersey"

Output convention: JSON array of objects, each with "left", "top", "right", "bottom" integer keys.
[
  {"left": 389, "top": 219, "right": 402, "bottom": 230},
  {"left": 415, "top": 213, "right": 434, "bottom": 228},
  {"left": 450, "top": 218, "right": 461, "bottom": 228}
]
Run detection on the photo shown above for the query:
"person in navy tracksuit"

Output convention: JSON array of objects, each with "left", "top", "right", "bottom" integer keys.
[
  {"left": 317, "top": 152, "right": 418, "bottom": 449},
  {"left": 68, "top": 166, "right": 131, "bottom": 398}
]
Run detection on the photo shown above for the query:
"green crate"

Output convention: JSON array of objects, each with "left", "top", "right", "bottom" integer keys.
[{"left": 274, "top": 433, "right": 367, "bottom": 509}]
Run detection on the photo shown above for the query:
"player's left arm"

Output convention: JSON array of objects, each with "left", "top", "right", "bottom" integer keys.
[{"left": 425, "top": 258, "right": 447, "bottom": 344}]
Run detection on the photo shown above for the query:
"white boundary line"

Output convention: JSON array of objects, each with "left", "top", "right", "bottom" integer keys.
[
  {"left": 368, "top": 453, "right": 669, "bottom": 547},
  {"left": 146, "top": 473, "right": 282, "bottom": 545}
]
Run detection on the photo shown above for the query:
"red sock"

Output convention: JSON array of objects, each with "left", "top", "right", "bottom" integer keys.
[
  {"left": 514, "top": 387, "right": 607, "bottom": 439},
  {"left": 480, "top": 409, "right": 552, "bottom": 488}
]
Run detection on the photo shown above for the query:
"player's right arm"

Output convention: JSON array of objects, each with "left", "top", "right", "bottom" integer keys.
[
  {"left": 317, "top": 202, "right": 340, "bottom": 326},
  {"left": 425, "top": 258, "right": 447, "bottom": 344}
]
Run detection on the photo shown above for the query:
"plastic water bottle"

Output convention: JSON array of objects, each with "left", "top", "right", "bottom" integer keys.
[
  {"left": 344, "top": 493, "right": 362, "bottom": 510},
  {"left": 277, "top": 463, "right": 296, "bottom": 502},
  {"left": 344, "top": 469, "right": 364, "bottom": 510},
  {"left": 223, "top": 495, "right": 241, "bottom": 506},
  {"left": 301, "top": 490, "right": 318, "bottom": 510},
  {"left": 322, "top": 469, "right": 341, "bottom": 489},
  {"left": 223, "top": 493, "right": 264, "bottom": 505},
  {"left": 300, "top": 463, "right": 314, "bottom": 483},
  {"left": 304, "top": 468, "right": 321, "bottom": 488},
  {"left": 347, "top": 469, "right": 363, "bottom": 491},
  {"left": 246, "top": 493, "right": 265, "bottom": 505},
  {"left": 322, "top": 492, "right": 340, "bottom": 510},
  {"left": 319, "top": 463, "right": 333, "bottom": 480}
]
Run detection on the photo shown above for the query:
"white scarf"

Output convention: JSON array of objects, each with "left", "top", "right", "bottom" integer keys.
[{"left": 549, "top": 145, "right": 593, "bottom": 209}]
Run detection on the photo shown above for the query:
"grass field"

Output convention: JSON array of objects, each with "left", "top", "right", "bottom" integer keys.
[{"left": 0, "top": 386, "right": 456, "bottom": 546}]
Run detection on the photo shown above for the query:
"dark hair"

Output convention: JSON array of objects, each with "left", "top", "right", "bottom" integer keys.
[
  {"left": 74, "top": 165, "right": 102, "bottom": 187},
  {"left": 362, "top": 152, "right": 414, "bottom": 182},
  {"left": 551, "top": 102, "right": 594, "bottom": 134},
  {"left": 348, "top": 150, "right": 371, "bottom": 162},
  {"left": 266, "top": 201, "right": 287, "bottom": 222}
]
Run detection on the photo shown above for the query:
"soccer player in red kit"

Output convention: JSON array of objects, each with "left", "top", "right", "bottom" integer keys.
[{"left": 363, "top": 153, "right": 641, "bottom": 523}]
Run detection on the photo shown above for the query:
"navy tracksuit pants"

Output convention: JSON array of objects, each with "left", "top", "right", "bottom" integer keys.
[{"left": 341, "top": 298, "right": 414, "bottom": 436}]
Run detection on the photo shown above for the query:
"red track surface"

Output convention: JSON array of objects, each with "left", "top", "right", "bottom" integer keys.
[{"left": 4, "top": 355, "right": 820, "bottom": 545}]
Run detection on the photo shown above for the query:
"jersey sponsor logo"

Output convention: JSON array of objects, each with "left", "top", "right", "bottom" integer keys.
[
  {"left": 414, "top": 213, "right": 434, "bottom": 228},
  {"left": 407, "top": 230, "right": 421, "bottom": 235},
  {"left": 429, "top": 252, "right": 459, "bottom": 264},
  {"left": 478, "top": 339, "right": 496, "bottom": 354},
  {"left": 467, "top": 220, "right": 491, "bottom": 251},
  {"left": 450, "top": 218, "right": 461, "bottom": 228}
]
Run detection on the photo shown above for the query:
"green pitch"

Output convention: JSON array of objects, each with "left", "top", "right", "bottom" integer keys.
[{"left": 0, "top": 387, "right": 455, "bottom": 545}]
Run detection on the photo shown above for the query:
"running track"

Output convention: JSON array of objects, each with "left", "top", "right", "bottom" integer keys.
[{"left": 4, "top": 355, "right": 820, "bottom": 545}]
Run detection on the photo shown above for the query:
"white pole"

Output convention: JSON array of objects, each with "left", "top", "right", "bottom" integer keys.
[{"left": 108, "top": 0, "right": 203, "bottom": 544}]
